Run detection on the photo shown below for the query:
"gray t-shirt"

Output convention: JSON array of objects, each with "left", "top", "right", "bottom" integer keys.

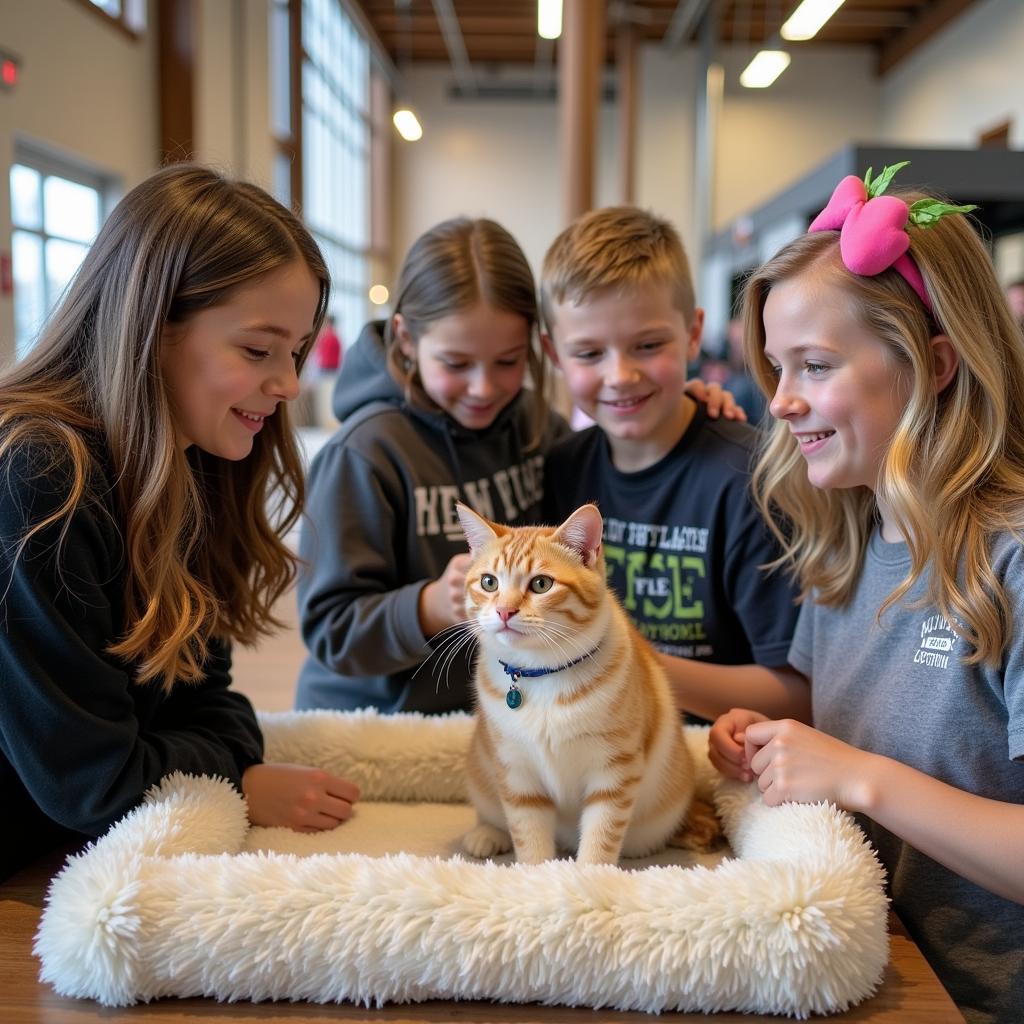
[{"left": 789, "top": 527, "right": 1024, "bottom": 1024}]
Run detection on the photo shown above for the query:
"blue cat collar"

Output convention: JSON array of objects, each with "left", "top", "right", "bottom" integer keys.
[{"left": 497, "top": 644, "right": 602, "bottom": 710}]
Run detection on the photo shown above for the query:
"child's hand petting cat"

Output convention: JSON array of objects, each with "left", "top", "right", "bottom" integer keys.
[
  {"left": 684, "top": 378, "right": 748, "bottom": 421},
  {"left": 743, "top": 719, "right": 874, "bottom": 811},
  {"left": 418, "top": 552, "right": 473, "bottom": 637},
  {"left": 242, "top": 763, "right": 361, "bottom": 832},
  {"left": 708, "top": 707, "right": 768, "bottom": 782}
]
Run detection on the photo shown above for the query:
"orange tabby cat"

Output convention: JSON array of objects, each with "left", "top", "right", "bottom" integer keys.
[{"left": 456, "top": 501, "right": 717, "bottom": 865}]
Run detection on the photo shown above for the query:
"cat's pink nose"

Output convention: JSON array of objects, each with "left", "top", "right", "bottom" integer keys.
[{"left": 496, "top": 608, "right": 519, "bottom": 624}]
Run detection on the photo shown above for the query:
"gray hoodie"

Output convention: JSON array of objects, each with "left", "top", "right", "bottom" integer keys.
[{"left": 295, "top": 321, "right": 568, "bottom": 713}]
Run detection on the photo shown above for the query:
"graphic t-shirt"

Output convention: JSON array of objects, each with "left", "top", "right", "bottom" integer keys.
[{"left": 545, "top": 406, "right": 798, "bottom": 667}]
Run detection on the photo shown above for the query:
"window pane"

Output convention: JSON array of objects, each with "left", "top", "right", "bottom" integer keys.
[
  {"left": 303, "top": 0, "right": 371, "bottom": 385},
  {"left": 273, "top": 151, "right": 292, "bottom": 206},
  {"left": 269, "top": 0, "right": 291, "bottom": 137},
  {"left": 43, "top": 176, "right": 101, "bottom": 243},
  {"left": 124, "top": 0, "right": 147, "bottom": 33},
  {"left": 90, "top": 0, "right": 121, "bottom": 15},
  {"left": 45, "top": 238, "right": 89, "bottom": 308},
  {"left": 10, "top": 164, "right": 42, "bottom": 230},
  {"left": 12, "top": 230, "right": 46, "bottom": 359}
]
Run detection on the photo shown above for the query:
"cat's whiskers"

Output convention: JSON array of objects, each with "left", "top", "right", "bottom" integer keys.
[
  {"left": 535, "top": 621, "right": 593, "bottom": 664},
  {"left": 445, "top": 621, "right": 483, "bottom": 682},
  {"left": 419, "top": 619, "right": 474, "bottom": 651},
  {"left": 435, "top": 627, "right": 480, "bottom": 695},
  {"left": 411, "top": 620, "right": 478, "bottom": 690},
  {"left": 410, "top": 621, "right": 467, "bottom": 678},
  {"left": 533, "top": 627, "right": 577, "bottom": 668}
]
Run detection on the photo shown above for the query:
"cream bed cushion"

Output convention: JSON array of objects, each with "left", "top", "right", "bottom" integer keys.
[{"left": 35, "top": 709, "right": 888, "bottom": 1016}]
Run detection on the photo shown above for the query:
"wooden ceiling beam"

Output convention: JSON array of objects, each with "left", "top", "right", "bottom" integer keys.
[
  {"left": 380, "top": 34, "right": 545, "bottom": 50},
  {"left": 372, "top": 14, "right": 537, "bottom": 31},
  {"left": 362, "top": 0, "right": 978, "bottom": 70}
]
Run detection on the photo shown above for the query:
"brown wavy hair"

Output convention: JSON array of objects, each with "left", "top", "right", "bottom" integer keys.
[
  {"left": 0, "top": 164, "right": 329, "bottom": 689},
  {"left": 742, "top": 191, "right": 1024, "bottom": 665},
  {"left": 384, "top": 217, "right": 549, "bottom": 449}
]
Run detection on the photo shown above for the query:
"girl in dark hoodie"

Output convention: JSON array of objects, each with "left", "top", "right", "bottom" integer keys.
[{"left": 296, "top": 218, "right": 559, "bottom": 713}]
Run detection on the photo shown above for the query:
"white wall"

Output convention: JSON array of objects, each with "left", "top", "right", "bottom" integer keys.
[
  {"left": 714, "top": 46, "right": 880, "bottom": 230},
  {"left": 0, "top": 0, "right": 158, "bottom": 363},
  {"left": 634, "top": 46, "right": 698, "bottom": 258},
  {"left": 881, "top": 0, "right": 1024, "bottom": 148},
  {"left": 392, "top": 48, "right": 705, "bottom": 280},
  {"left": 880, "top": 0, "right": 1024, "bottom": 286},
  {"left": 392, "top": 65, "right": 615, "bottom": 278},
  {"left": 390, "top": 43, "right": 881, "bottom": 285}
]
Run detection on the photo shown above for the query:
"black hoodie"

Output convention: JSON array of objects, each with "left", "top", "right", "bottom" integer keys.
[
  {"left": 295, "top": 321, "right": 568, "bottom": 713},
  {"left": 0, "top": 439, "right": 263, "bottom": 880}
]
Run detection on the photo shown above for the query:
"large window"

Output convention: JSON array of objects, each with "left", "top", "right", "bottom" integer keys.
[
  {"left": 301, "top": 0, "right": 372, "bottom": 350},
  {"left": 9, "top": 152, "right": 114, "bottom": 359}
]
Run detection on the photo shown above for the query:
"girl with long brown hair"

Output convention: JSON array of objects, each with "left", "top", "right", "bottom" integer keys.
[{"left": 0, "top": 164, "right": 359, "bottom": 880}]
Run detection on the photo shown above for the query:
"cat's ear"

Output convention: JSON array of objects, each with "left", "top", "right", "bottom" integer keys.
[
  {"left": 553, "top": 504, "right": 603, "bottom": 568},
  {"left": 456, "top": 502, "right": 498, "bottom": 555}
]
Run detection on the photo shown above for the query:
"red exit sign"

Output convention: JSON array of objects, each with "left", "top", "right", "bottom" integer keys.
[{"left": 1, "top": 51, "right": 19, "bottom": 91}]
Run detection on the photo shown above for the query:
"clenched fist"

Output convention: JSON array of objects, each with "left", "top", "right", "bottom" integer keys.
[{"left": 417, "top": 552, "right": 473, "bottom": 638}]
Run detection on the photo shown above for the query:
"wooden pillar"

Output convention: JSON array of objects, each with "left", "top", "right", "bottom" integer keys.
[
  {"left": 158, "top": 0, "right": 195, "bottom": 163},
  {"left": 288, "top": 0, "right": 304, "bottom": 211},
  {"left": 560, "top": 0, "right": 606, "bottom": 224},
  {"left": 617, "top": 22, "right": 637, "bottom": 205}
]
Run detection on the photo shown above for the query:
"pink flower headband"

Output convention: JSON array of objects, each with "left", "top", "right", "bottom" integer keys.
[{"left": 808, "top": 161, "right": 976, "bottom": 313}]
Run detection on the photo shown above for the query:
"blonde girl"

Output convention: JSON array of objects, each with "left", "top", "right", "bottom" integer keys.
[
  {"left": 0, "top": 164, "right": 359, "bottom": 881},
  {"left": 709, "top": 165, "right": 1024, "bottom": 1023}
]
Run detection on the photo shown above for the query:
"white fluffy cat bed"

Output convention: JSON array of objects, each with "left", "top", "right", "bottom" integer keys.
[{"left": 35, "top": 710, "right": 888, "bottom": 1016}]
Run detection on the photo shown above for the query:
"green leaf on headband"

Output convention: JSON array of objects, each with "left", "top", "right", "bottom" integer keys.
[
  {"left": 865, "top": 160, "right": 911, "bottom": 198},
  {"left": 908, "top": 198, "right": 979, "bottom": 227}
]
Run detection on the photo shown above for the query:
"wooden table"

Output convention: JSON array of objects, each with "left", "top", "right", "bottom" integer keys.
[{"left": 1, "top": 849, "right": 964, "bottom": 1023}]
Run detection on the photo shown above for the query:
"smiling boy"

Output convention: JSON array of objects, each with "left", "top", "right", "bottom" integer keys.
[{"left": 541, "top": 207, "right": 807, "bottom": 721}]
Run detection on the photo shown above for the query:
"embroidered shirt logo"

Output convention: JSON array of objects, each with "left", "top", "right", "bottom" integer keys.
[{"left": 914, "top": 613, "right": 957, "bottom": 669}]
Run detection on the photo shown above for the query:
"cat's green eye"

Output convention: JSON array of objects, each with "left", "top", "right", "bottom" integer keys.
[
  {"left": 529, "top": 575, "right": 554, "bottom": 594},
  {"left": 480, "top": 574, "right": 499, "bottom": 592}
]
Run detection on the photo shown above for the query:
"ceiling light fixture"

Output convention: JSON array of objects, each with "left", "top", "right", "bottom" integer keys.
[
  {"left": 538, "top": 0, "right": 562, "bottom": 40},
  {"left": 392, "top": 108, "right": 423, "bottom": 141},
  {"left": 739, "top": 49, "right": 791, "bottom": 88},
  {"left": 780, "top": 0, "right": 846, "bottom": 41},
  {"left": 392, "top": 0, "right": 422, "bottom": 142}
]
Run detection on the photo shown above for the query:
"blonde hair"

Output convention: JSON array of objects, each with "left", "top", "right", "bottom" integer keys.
[
  {"left": 743, "top": 190, "right": 1024, "bottom": 665},
  {"left": 383, "top": 217, "right": 549, "bottom": 449},
  {"left": 540, "top": 206, "right": 696, "bottom": 331},
  {"left": 0, "top": 164, "right": 329, "bottom": 689}
]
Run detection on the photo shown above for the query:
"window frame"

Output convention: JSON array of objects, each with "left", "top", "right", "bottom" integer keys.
[
  {"left": 9, "top": 144, "right": 118, "bottom": 358},
  {"left": 297, "top": 0, "right": 375, "bottom": 350},
  {"left": 70, "top": 0, "right": 147, "bottom": 40}
]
